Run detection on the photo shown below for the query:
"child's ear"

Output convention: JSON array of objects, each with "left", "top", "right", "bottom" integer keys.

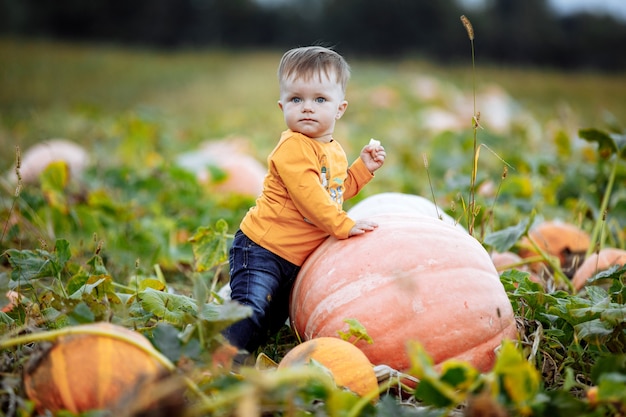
[
  {"left": 336, "top": 100, "right": 348, "bottom": 119},
  {"left": 277, "top": 100, "right": 284, "bottom": 111}
]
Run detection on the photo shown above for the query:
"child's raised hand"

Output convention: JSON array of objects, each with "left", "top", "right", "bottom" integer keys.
[{"left": 361, "top": 138, "right": 386, "bottom": 173}]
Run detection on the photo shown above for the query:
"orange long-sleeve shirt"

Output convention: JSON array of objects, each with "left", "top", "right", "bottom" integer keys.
[{"left": 240, "top": 130, "right": 374, "bottom": 266}]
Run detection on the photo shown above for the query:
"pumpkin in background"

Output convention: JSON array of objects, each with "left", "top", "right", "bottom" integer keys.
[
  {"left": 176, "top": 137, "right": 266, "bottom": 197},
  {"left": 290, "top": 213, "right": 517, "bottom": 375},
  {"left": 10, "top": 139, "right": 90, "bottom": 184},
  {"left": 348, "top": 192, "right": 464, "bottom": 231},
  {"left": 277, "top": 337, "right": 379, "bottom": 399},
  {"left": 1, "top": 290, "right": 21, "bottom": 313},
  {"left": 24, "top": 322, "right": 173, "bottom": 414},
  {"left": 518, "top": 220, "right": 590, "bottom": 278},
  {"left": 572, "top": 248, "right": 626, "bottom": 291},
  {"left": 491, "top": 251, "right": 524, "bottom": 273},
  {"left": 490, "top": 251, "right": 540, "bottom": 283}
]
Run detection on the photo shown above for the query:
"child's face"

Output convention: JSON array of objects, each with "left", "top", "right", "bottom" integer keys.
[{"left": 278, "top": 70, "right": 348, "bottom": 142}]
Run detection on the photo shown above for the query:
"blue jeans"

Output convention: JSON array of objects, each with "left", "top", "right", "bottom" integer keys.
[{"left": 223, "top": 230, "right": 300, "bottom": 356}]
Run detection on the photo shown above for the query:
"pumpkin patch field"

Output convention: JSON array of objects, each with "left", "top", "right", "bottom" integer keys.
[{"left": 2, "top": 38, "right": 626, "bottom": 416}]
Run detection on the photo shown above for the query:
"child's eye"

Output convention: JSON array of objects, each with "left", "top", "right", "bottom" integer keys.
[
  {"left": 315, "top": 97, "right": 326, "bottom": 104},
  {"left": 291, "top": 97, "right": 302, "bottom": 103}
]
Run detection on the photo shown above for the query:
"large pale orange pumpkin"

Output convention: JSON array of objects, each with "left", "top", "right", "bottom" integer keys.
[
  {"left": 290, "top": 213, "right": 517, "bottom": 374},
  {"left": 348, "top": 192, "right": 464, "bottom": 232},
  {"left": 24, "top": 322, "right": 171, "bottom": 414},
  {"left": 277, "top": 337, "right": 379, "bottom": 399},
  {"left": 572, "top": 248, "right": 626, "bottom": 291}
]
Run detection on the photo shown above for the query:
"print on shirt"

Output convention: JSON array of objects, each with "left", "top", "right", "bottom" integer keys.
[
  {"left": 320, "top": 166, "right": 328, "bottom": 189},
  {"left": 320, "top": 154, "right": 345, "bottom": 205}
]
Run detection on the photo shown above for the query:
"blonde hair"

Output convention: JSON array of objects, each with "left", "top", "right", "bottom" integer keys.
[{"left": 278, "top": 46, "right": 351, "bottom": 93}]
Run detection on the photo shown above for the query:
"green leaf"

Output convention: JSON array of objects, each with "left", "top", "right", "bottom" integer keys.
[
  {"left": 597, "top": 372, "right": 626, "bottom": 403},
  {"left": 189, "top": 219, "right": 230, "bottom": 272},
  {"left": 325, "top": 383, "right": 373, "bottom": 415},
  {"left": 591, "top": 354, "right": 626, "bottom": 384},
  {"left": 139, "top": 287, "right": 197, "bottom": 325},
  {"left": 199, "top": 300, "right": 252, "bottom": 334},
  {"left": 54, "top": 239, "right": 71, "bottom": 268},
  {"left": 0, "top": 311, "right": 15, "bottom": 325},
  {"left": 585, "top": 286, "right": 610, "bottom": 305},
  {"left": 601, "top": 305, "right": 626, "bottom": 327},
  {"left": 414, "top": 379, "right": 455, "bottom": 408},
  {"left": 337, "top": 318, "right": 373, "bottom": 344},
  {"left": 588, "top": 264, "right": 626, "bottom": 286},
  {"left": 86, "top": 254, "right": 110, "bottom": 276},
  {"left": 483, "top": 217, "right": 530, "bottom": 252},
  {"left": 540, "top": 390, "right": 587, "bottom": 416},
  {"left": 493, "top": 340, "right": 541, "bottom": 412},
  {"left": 579, "top": 128, "right": 626, "bottom": 159},
  {"left": 41, "top": 306, "right": 68, "bottom": 329},
  {"left": 407, "top": 341, "right": 465, "bottom": 406},
  {"left": 5, "top": 247, "right": 63, "bottom": 284},
  {"left": 375, "top": 395, "right": 444, "bottom": 417},
  {"left": 147, "top": 322, "right": 202, "bottom": 363},
  {"left": 69, "top": 276, "right": 108, "bottom": 299},
  {"left": 574, "top": 318, "right": 614, "bottom": 344},
  {"left": 67, "top": 301, "right": 96, "bottom": 325},
  {"left": 439, "top": 361, "right": 478, "bottom": 391}
]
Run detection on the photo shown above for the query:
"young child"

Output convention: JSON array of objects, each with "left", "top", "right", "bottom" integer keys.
[{"left": 223, "top": 45, "right": 386, "bottom": 364}]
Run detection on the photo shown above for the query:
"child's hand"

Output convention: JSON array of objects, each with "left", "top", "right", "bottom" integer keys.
[
  {"left": 361, "top": 138, "right": 386, "bottom": 173},
  {"left": 348, "top": 219, "right": 378, "bottom": 236}
]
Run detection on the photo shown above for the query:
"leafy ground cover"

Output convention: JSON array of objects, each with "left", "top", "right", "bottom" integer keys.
[{"left": 1, "top": 37, "right": 626, "bottom": 416}]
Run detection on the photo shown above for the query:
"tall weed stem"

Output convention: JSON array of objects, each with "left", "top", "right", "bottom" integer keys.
[
  {"left": 586, "top": 159, "right": 617, "bottom": 257},
  {"left": 461, "top": 15, "right": 479, "bottom": 236}
]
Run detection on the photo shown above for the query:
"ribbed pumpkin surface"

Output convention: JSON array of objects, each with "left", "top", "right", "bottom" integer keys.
[
  {"left": 24, "top": 322, "right": 167, "bottom": 414},
  {"left": 290, "top": 213, "right": 517, "bottom": 373},
  {"left": 278, "top": 337, "right": 379, "bottom": 398}
]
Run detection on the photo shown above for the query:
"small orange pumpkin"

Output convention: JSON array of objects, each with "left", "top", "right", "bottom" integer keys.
[
  {"left": 518, "top": 220, "right": 590, "bottom": 277},
  {"left": 23, "top": 322, "right": 171, "bottom": 414},
  {"left": 277, "top": 337, "right": 379, "bottom": 399},
  {"left": 572, "top": 248, "right": 626, "bottom": 291},
  {"left": 290, "top": 213, "right": 517, "bottom": 375}
]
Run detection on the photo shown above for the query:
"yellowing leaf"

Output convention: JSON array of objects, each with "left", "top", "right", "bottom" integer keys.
[
  {"left": 41, "top": 161, "right": 70, "bottom": 213},
  {"left": 189, "top": 219, "right": 230, "bottom": 272},
  {"left": 494, "top": 340, "right": 540, "bottom": 414}
]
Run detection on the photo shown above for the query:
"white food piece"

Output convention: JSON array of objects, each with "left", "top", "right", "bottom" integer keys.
[{"left": 369, "top": 138, "right": 381, "bottom": 147}]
